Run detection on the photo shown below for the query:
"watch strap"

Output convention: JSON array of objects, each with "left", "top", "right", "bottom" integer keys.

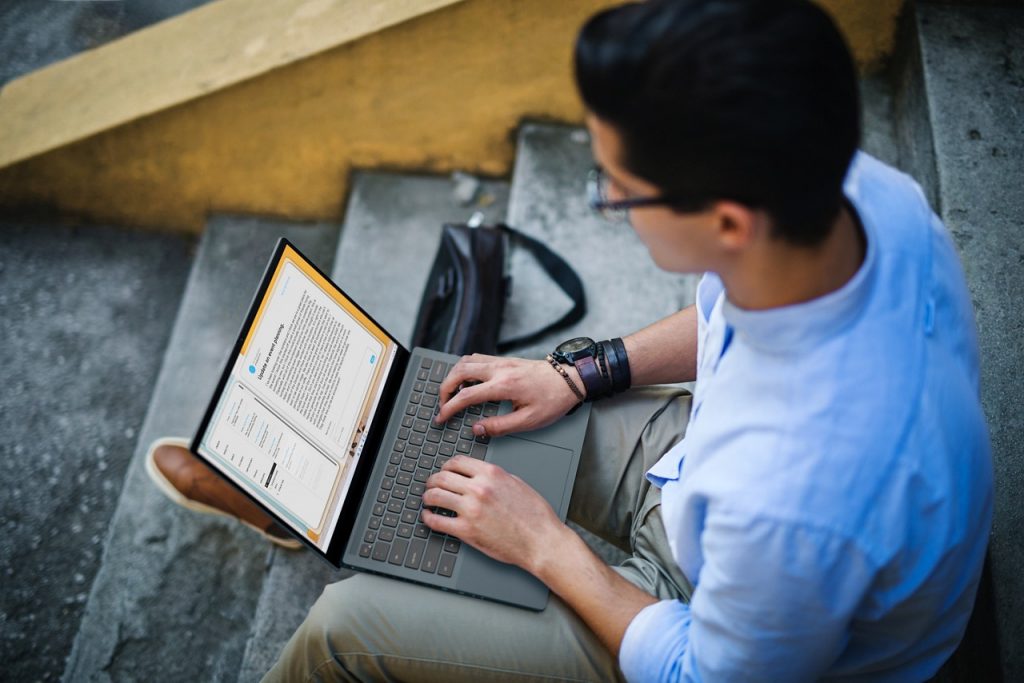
[{"left": 575, "top": 355, "right": 606, "bottom": 401}]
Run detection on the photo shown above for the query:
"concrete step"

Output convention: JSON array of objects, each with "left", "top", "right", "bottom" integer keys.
[
  {"left": 63, "top": 215, "right": 341, "bottom": 682},
  {"left": 909, "top": 4, "right": 1024, "bottom": 679},
  {"left": 0, "top": 220, "right": 193, "bottom": 683},
  {"left": 234, "top": 171, "right": 510, "bottom": 681},
  {"left": 502, "top": 123, "right": 698, "bottom": 360}
]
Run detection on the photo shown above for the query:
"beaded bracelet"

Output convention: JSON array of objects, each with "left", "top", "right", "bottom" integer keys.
[{"left": 545, "top": 354, "right": 585, "bottom": 410}]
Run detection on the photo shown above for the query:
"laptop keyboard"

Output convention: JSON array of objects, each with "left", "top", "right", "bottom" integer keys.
[{"left": 357, "top": 356, "right": 498, "bottom": 578}]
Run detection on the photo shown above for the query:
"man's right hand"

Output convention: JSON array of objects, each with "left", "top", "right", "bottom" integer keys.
[{"left": 434, "top": 353, "right": 584, "bottom": 437}]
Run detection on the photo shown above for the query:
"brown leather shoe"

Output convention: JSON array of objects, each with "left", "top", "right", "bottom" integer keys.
[{"left": 144, "top": 437, "right": 302, "bottom": 550}]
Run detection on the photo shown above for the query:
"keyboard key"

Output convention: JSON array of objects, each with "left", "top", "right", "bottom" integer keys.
[
  {"left": 422, "top": 442, "right": 438, "bottom": 456},
  {"left": 422, "top": 535, "right": 444, "bottom": 573},
  {"left": 397, "top": 471, "right": 413, "bottom": 486},
  {"left": 475, "top": 435, "right": 490, "bottom": 444},
  {"left": 372, "top": 503, "right": 385, "bottom": 517},
  {"left": 410, "top": 482, "right": 426, "bottom": 496},
  {"left": 422, "top": 394, "right": 437, "bottom": 408},
  {"left": 413, "top": 420, "right": 429, "bottom": 433},
  {"left": 414, "top": 381, "right": 425, "bottom": 393},
  {"left": 410, "top": 433, "right": 425, "bottom": 447},
  {"left": 425, "top": 383, "right": 439, "bottom": 396},
  {"left": 426, "top": 430, "right": 442, "bottom": 443},
  {"left": 387, "top": 500, "right": 403, "bottom": 514},
  {"left": 371, "top": 542, "right": 390, "bottom": 562},
  {"left": 377, "top": 490, "right": 389, "bottom": 503},
  {"left": 467, "top": 404, "right": 482, "bottom": 415},
  {"left": 471, "top": 443, "right": 487, "bottom": 460},
  {"left": 392, "top": 486, "right": 408, "bottom": 500},
  {"left": 456, "top": 441, "right": 472, "bottom": 454},
  {"left": 405, "top": 496, "right": 422, "bottom": 511},
  {"left": 429, "top": 361, "right": 448, "bottom": 383},
  {"left": 379, "top": 527, "right": 395, "bottom": 542},
  {"left": 465, "top": 414, "right": 482, "bottom": 426},
  {"left": 398, "top": 428, "right": 411, "bottom": 440},
  {"left": 483, "top": 404, "right": 499, "bottom": 416},
  {"left": 417, "top": 406, "right": 433, "bottom": 420},
  {"left": 381, "top": 478, "right": 394, "bottom": 491},
  {"left": 439, "top": 443, "right": 455, "bottom": 456},
  {"left": 443, "top": 537, "right": 462, "bottom": 553},
  {"left": 364, "top": 529, "right": 378, "bottom": 544},
  {"left": 442, "top": 432, "right": 458, "bottom": 444},
  {"left": 438, "top": 552, "right": 457, "bottom": 578},
  {"left": 402, "top": 415, "right": 414, "bottom": 428},
  {"left": 421, "top": 357, "right": 433, "bottom": 369},
  {"left": 460, "top": 427, "right": 475, "bottom": 440},
  {"left": 446, "top": 418, "right": 461, "bottom": 430},
  {"left": 414, "top": 523, "right": 431, "bottom": 539},
  {"left": 397, "top": 523, "right": 413, "bottom": 538},
  {"left": 400, "top": 508, "right": 418, "bottom": 524},
  {"left": 389, "top": 538, "right": 409, "bottom": 565},
  {"left": 414, "top": 468, "right": 430, "bottom": 483},
  {"left": 409, "top": 393, "right": 421, "bottom": 404},
  {"left": 435, "top": 456, "right": 450, "bottom": 468},
  {"left": 405, "top": 403, "right": 417, "bottom": 416},
  {"left": 385, "top": 464, "right": 398, "bottom": 477},
  {"left": 368, "top": 516, "right": 381, "bottom": 530},
  {"left": 383, "top": 512, "right": 400, "bottom": 527},
  {"left": 358, "top": 543, "right": 372, "bottom": 558},
  {"left": 417, "top": 368, "right": 429, "bottom": 381},
  {"left": 393, "top": 440, "right": 406, "bottom": 453},
  {"left": 405, "top": 538, "right": 426, "bottom": 569},
  {"left": 417, "top": 455, "right": 434, "bottom": 469},
  {"left": 389, "top": 452, "right": 402, "bottom": 465},
  {"left": 400, "top": 460, "right": 416, "bottom": 473}
]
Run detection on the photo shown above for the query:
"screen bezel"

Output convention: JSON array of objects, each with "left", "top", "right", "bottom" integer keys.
[{"left": 190, "top": 237, "right": 411, "bottom": 566}]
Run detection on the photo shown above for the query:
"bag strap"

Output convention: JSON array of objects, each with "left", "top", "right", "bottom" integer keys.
[{"left": 495, "top": 223, "right": 586, "bottom": 352}]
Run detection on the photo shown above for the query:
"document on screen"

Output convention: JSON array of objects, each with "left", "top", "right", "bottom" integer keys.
[{"left": 197, "top": 246, "right": 396, "bottom": 550}]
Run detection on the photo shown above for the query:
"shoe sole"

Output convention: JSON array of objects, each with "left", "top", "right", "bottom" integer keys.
[{"left": 144, "top": 437, "right": 303, "bottom": 551}]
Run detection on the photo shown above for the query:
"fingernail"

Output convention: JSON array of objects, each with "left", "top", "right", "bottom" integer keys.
[{"left": 473, "top": 424, "right": 485, "bottom": 436}]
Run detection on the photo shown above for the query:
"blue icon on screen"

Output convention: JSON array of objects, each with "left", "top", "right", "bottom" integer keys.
[
  {"left": 248, "top": 365, "right": 256, "bottom": 374},
  {"left": 370, "top": 355, "right": 376, "bottom": 364}
]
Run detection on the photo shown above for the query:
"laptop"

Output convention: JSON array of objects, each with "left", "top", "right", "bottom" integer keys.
[{"left": 191, "top": 237, "right": 590, "bottom": 610}]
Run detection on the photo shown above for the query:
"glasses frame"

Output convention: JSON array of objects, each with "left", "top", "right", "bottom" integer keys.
[{"left": 586, "top": 165, "right": 706, "bottom": 223}]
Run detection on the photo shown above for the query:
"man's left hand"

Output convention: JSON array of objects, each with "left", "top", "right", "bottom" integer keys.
[{"left": 421, "top": 455, "right": 562, "bottom": 573}]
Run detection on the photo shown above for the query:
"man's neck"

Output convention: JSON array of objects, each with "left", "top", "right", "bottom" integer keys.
[{"left": 720, "top": 204, "right": 866, "bottom": 311}]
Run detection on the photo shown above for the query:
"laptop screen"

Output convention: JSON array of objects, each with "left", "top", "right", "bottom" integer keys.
[{"left": 194, "top": 240, "right": 403, "bottom": 554}]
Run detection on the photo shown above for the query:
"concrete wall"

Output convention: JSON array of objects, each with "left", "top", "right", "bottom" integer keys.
[{"left": 0, "top": 0, "right": 903, "bottom": 233}]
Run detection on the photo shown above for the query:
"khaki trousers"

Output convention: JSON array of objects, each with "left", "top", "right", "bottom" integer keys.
[{"left": 264, "top": 387, "right": 693, "bottom": 682}]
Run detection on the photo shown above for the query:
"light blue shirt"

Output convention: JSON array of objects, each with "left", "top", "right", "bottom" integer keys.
[{"left": 618, "top": 153, "right": 993, "bottom": 682}]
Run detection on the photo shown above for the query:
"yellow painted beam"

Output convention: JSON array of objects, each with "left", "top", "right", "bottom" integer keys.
[
  {"left": 0, "top": 0, "right": 906, "bottom": 234},
  {"left": 0, "top": 0, "right": 465, "bottom": 169}
]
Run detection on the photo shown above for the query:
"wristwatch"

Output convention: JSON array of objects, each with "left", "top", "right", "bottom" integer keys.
[{"left": 552, "top": 337, "right": 606, "bottom": 401}]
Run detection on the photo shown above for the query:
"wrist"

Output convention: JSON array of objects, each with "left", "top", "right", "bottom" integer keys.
[{"left": 527, "top": 521, "right": 579, "bottom": 580}]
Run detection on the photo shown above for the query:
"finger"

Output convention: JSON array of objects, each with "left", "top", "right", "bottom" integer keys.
[
  {"left": 422, "top": 486, "right": 464, "bottom": 512},
  {"left": 420, "top": 507, "right": 462, "bottom": 536},
  {"left": 439, "top": 357, "right": 494, "bottom": 403},
  {"left": 425, "top": 469, "right": 471, "bottom": 495},
  {"left": 435, "top": 381, "right": 503, "bottom": 424},
  {"left": 442, "top": 454, "right": 490, "bottom": 478},
  {"left": 472, "top": 409, "right": 534, "bottom": 438}
]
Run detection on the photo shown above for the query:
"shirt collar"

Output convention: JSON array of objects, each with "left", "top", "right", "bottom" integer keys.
[{"left": 720, "top": 163, "right": 878, "bottom": 355}]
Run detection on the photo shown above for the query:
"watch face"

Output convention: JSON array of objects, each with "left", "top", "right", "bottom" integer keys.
[{"left": 556, "top": 337, "right": 595, "bottom": 355}]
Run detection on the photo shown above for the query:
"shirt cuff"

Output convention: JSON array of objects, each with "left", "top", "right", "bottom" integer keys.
[{"left": 619, "top": 599, "right": 693, "bottom": 683}]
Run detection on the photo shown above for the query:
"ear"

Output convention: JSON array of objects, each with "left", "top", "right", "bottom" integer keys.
[{"left": 712, "top": 201, "right": 760, "bottom": 252}]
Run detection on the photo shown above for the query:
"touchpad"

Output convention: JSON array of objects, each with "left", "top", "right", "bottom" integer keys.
[{"left": 489, "top": 438, "right": 574, "bottom": 512}]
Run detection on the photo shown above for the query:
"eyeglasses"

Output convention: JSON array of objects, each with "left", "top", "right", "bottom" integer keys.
[{"left": 586, "top": 165, "right": 704, "bottom": 223}]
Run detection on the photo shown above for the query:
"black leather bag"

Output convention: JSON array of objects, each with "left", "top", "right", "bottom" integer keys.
[{"left": 411, "top": 223, "right": 585, "bottom": 356}]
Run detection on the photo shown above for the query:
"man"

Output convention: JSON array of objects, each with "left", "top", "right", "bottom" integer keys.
[{"left": 149, "top": 0, "right": 992, "bottom": 679}]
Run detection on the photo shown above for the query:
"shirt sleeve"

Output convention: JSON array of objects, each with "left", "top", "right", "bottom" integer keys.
[{"left": 618, "top": 512, "right": 876, "bottom": 683}]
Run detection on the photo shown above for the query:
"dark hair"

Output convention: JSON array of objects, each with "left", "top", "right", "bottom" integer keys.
[{"left": 574, "top": 0, "right": 860, "bottom": 247}]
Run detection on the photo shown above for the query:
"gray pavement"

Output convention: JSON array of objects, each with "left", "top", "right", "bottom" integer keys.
[
  {"left": 63, "top": 216, "right": 340, "bottom": 683},
  {"left": 0, "top": 220, "right": 193, "bottom": 683},
  {"left": 916, "top": 4, "right": 1024, "bottom": 678}
]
